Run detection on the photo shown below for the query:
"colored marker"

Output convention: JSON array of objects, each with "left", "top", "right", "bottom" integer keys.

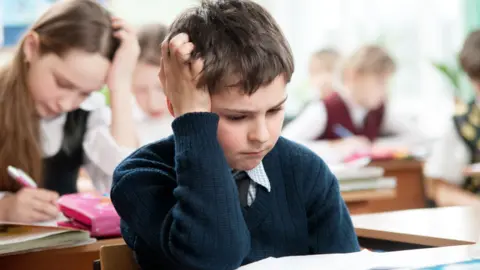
[
  {"left": 7, "top": 166, "right": 38, "bottom": 188},
  {"left": 333, "top": 124, "right": 354, "bottom": 138}
]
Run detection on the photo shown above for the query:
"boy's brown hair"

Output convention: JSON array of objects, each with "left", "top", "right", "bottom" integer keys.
[
  {"left": 460, "top": 30, "right": 480, "bottom": 81},
  {"left": 167, "top": 0, "right": 294, "bottom": 95},
  {"left": 138, "top": 24, "right": 168, "bottom": 66},
  {"left": 344, "top": 45, "right": 396, "bottom": 75}
]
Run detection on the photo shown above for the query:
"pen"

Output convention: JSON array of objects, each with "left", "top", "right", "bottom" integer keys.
[
  {"left": 7, "top": 166, "right": 38, "bottom": 188},
  {"left": 333, "top": 124, "right": 354, "bottom": 138}
]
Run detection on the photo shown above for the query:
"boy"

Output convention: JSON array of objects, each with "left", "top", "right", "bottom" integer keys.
[
  {"left": 110, "top": 1, "right": 360, "bottom": 269},
  {"left": 283, "top": 45, "right": 419, "bottom": 162},
  {"left": 308, "top": 48, "right": 341, "bottom": 99},
  {"left": 424, "top": 30, "right": 480, "bottom": 203}
]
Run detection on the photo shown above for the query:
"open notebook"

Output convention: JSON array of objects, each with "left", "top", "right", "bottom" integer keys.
[{"left": 0, "top": 222, "right": 94, "bottom": 256}]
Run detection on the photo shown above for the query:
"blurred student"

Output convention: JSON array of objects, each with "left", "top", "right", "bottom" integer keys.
[
  {"left": 132, "top": 24, "right": 173, "bottom": 145},
  {"left": 424, "top": 30, "right": 480, "bottom": 202},
  {"left": 283, "top": 45, "right": 418, "bottom": 161},
  {"left": 308, "top": 48, "right": 341, "bottom": 99},
  {"left": 0, "top": 0, "right": 138, "bottom": 223}
]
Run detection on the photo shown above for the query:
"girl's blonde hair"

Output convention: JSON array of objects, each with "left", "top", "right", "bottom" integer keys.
[{"left": 343, "top": 45, "right": 396, "bottom": 75}]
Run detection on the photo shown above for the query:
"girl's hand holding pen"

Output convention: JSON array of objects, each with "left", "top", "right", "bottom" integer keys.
[{"left": 3, "top": 188, "right": 59, "bottom": 223}]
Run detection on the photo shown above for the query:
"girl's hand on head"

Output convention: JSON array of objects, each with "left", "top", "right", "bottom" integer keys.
[
  {"left": 4, "top": 188, "right": 59, "bottom": 223},
  {"left": 106, "top": 17, "right": 140, "bottom": 92},
  {"left": 159, "top": 33, "right": 211, "bottom": 117}
]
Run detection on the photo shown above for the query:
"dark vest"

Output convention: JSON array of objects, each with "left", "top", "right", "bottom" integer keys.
[
  {"left": 453, "top": 101, "right": 480, "bottom": 194},
  {"left": 42, "top": 109, "right": 90, "bottom": 195},
  {"left": 317, "top": 92, "right": 385, "bottom": 141}
]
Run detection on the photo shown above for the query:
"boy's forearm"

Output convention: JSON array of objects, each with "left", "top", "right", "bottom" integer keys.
[{"left": 168, "top": 112, "right": 251, "bottom": 268}]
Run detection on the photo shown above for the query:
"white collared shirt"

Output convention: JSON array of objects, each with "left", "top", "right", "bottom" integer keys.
[
  {"left": 242, "top": 162, "right": 271, "bottom": 206},
  {"left": 424, "top": 120, "right": 470, "bottom": 186}
]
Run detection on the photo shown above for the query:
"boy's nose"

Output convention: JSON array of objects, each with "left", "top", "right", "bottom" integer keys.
[{"left": 249, "top": 121, "right": 270, "bottom": 144}]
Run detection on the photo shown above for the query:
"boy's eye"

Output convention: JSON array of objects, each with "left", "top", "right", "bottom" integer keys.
[
  {"left": 267, "top": 107, "right": 283, "bottom": 114},
  {"left": 226, "top": 115, "right": 246, "bottom": 121}
]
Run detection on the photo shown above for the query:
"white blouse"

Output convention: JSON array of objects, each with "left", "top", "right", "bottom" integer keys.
[
  {"left": 424, "top": 119, "right": 471, "bottom": 186},
  {"left": 0, "top": 93, "right": 132, "bottom": 198}
]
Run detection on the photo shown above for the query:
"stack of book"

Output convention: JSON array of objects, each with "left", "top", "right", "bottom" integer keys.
[{"left": 329, "top": 164, "right": 396, "bottom": 193}]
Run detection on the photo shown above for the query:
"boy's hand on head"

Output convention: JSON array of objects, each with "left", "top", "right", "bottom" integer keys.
[
  {"left": 107, "top": 17, "right": 140, "bottom": 92},
  {"left": 159, "top": 33, "right": 211, "bottom": 117}
]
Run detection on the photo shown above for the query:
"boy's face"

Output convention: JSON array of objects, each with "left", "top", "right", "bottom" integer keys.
[
  {"left": 211, "top": 75, "right": 287, "bottom": 171},
  {"left": 350, "top": 72, "right": 391, "bottom": 110}
]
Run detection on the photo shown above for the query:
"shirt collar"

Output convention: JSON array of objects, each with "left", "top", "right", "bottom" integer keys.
[
  {"left": 244, "top": 162, "right": 271, "bottom": 192},
  {"left": 79, "top": 92, "right": 107, "bottom": 111}
]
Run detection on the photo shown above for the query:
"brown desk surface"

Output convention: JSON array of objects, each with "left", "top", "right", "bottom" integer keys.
[
  {"left": 352, "top": 206, "right": 479, "bottom": 247},
  {"left": 0, "top": 238, "right": 125, "bottom": 270}
]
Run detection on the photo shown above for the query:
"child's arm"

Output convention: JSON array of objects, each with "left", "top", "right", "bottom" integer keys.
[
  {"left": 302, "top": 152, "right": 360, "bottom": 253},
  {"left": 282, "top": 101, "right": 327, "bottom": 140},
  {"left": 82, "top": 105, "right": 135, "bottom": 193},
  {"left": 106, "top": 18, "right": 140, "bottom": 149},
  {"left": 376, "top": 105, "right": 424, "bottom": 149},
  {"left": 111, "top": 113, "right": 250, "bottom": 270},
  {"left": 282, "top": 102, "right": 370, "bottom": 162}
]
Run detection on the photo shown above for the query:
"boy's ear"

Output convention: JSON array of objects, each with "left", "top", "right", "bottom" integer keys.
[
  {"left": 23, "top": 31, "right": 41, "bottom": 63},
  {"left": 166, "top": 98, "right": 175, "bottom": 117}
]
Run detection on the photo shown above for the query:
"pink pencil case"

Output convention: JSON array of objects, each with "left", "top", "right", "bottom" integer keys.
[{"left": 56, "top": 193, "right": 121, "bottom": 238}]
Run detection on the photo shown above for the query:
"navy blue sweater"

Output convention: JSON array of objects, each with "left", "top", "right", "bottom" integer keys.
[{"left": 111, "top": 113, "right": 360, "bottom": 270}]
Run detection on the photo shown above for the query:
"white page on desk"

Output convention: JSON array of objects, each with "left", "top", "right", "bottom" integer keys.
[
  {"left": 32, "top": 213, "right": 68, "bottom": 227},
  {"left": 238, "top": 246, "right": 477, "bottom": 270},
  {"left": 238, "top": 250, "right": 379, "bottom": 270}
]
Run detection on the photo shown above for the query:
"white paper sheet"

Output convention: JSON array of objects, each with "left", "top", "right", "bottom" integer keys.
[{"left": 238, "top": 245, "right": 478, "bottom": 270}]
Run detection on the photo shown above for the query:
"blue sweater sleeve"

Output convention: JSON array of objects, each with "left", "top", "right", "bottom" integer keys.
[
  {"left": 111, "top": 113, "right": 251, "bottom": 270},
  {"left": 304, "top": 152, "right": 361, "bottom": 253}
]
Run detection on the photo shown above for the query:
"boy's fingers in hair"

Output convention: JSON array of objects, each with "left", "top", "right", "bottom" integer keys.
[
  {"left": 191, "top": 58, "right": 205, "bottom": 78},
  {"left": 158, "top": 58, "right": 167, "bottom": 90},
  {"left": 161, "top": 40, "right": 172, "bottom": 68},
  {"left": 169, "top": 33, "right": 190, "bottom": 57},
  {"left": 175, "top": 42, "right": 195, "bottom": 63},
  {"left": 113, "top": 29, "right": 129, "bottom": 41}
]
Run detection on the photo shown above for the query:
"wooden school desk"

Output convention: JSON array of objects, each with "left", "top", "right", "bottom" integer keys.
[
  {"left": 0, "top": 238, "right": 125, "bottom": 270},
  {"left": 352, "top": 206, "right": 479, "bottom": 251},
  {"left": 343, "top": 159, "right": 426, "bottom": 214}
]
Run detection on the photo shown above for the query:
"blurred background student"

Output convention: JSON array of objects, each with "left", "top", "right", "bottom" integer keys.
[
  {"left": 308, "top": 48, "right": 341, "bottom": 100},
  {"left": 132, "top": 23, "right": 173, "bottom": 145},
  {"left": 283, "top": 45, "right": 420, "bottom": 162},
  {"left": 0, "top": 0, "right": 138, "bottom": 223}
]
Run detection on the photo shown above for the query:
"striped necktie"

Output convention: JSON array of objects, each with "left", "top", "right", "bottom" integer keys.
[{"left": 232, "top": 170, "right": 250, "bottom": 207}]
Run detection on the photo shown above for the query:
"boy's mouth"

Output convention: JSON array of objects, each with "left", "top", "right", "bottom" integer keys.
[{"left": 243, "top": 149, "right": 267, "bottom": 156}]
